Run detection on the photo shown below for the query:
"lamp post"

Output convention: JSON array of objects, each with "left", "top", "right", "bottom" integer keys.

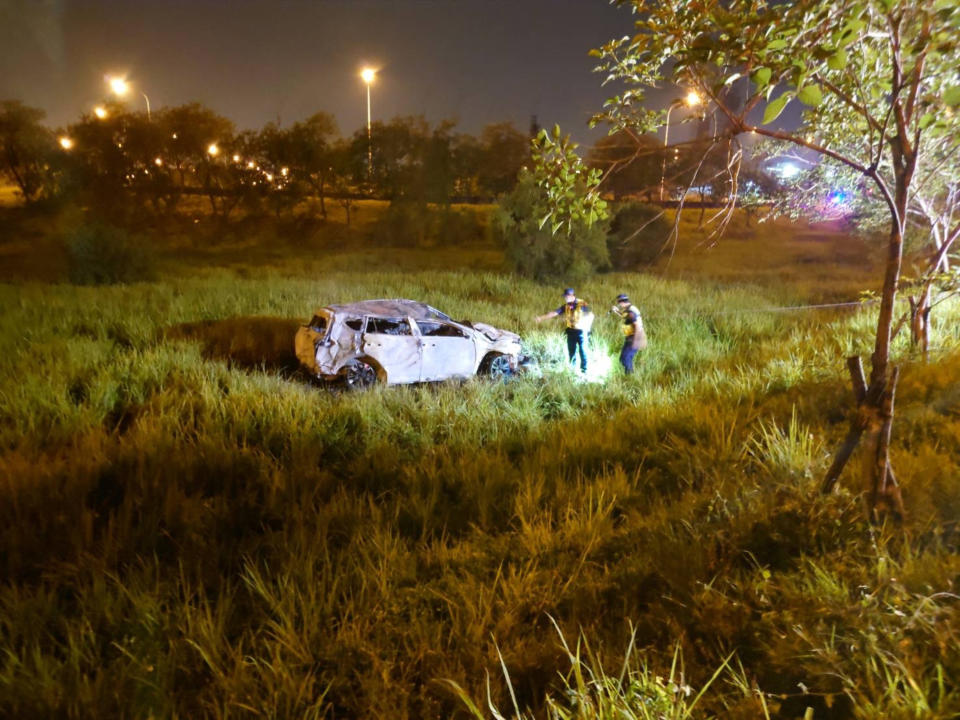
[
  {"left": 360, "top": 67, "right": 376, "bottom": 177},
  {"left": 106, "top": 75, "right": 151, "bottom": 119},
  {"left": 659, "top": 90, "right": 701, "bottom": 202}
]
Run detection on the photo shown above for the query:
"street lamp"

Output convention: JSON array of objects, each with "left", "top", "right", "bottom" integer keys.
[
  {"left": 207, "top": 143, "right": 220, "bottom": 157},
  {"left": 659, "top": 90, "right": 702, "bottom": 202},
  {"left": 93, "top": 105, "right": 108, "bottom": 120},
  {"left": 106, "top": 74, "right": 151, "bottom": 119},
  {"left": 59, "top": 136, "right": 74, "bottom": 150},
  {"left": 360, "top": 67, "right": 376, "bottom": 177}
]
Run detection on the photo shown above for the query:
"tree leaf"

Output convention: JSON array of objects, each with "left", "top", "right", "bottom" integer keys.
[
  {"left": 753, "top": 67, "right": 772, "bottom": 88},
  {"left": 762, "top": 94, "right": 790, "bottom": 124},
  {"left": 944, "top": 85, "right": 960, "bottom": 107},
  {"left": 826, "top": 48, "right": 848, "bottom": 70},
  {"left": 797, "top": 84, "right": 823, "bottom": 107}
]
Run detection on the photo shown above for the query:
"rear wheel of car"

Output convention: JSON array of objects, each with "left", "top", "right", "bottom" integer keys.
[
  {"left": 481, "top": 353, "right": 513, "bottom": 380},
  {"left": 343, "top": 359, "right": 378, "bottom": 390}
]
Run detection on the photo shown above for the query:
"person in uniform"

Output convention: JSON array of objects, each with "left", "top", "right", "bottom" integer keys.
[
  {"left": 613, "top": 293, "right": 646, "bottom": 374},
  {"left": 535, "top": 287, "right": 594, "bottom": 374}
]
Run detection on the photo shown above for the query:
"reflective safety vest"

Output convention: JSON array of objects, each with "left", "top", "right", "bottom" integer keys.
[
  {"left": 619, "top": 304, "right": 643, "bottom": 336},
  {"left": 564, "top": 299, "right": 592, "bottom": 330}
]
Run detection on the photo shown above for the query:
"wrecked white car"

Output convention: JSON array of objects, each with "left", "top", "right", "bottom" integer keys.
[{"left": 295, "top": 299, "right": 525, "bottom": 388}]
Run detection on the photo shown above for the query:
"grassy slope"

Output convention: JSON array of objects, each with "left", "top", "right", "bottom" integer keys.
[{"left": 1, "top": 207, "right": 959, "bottom": 719}]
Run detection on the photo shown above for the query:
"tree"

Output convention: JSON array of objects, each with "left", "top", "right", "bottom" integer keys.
[
  {"left": 0, "top": 100, "right": 56, "bottom": 203},
  {"left": 284, "top": 112, "right": 338, "bottom": 218},
  {"left": 776, "top": 119, "right": 960, "bottom": 356},
  {"left": 494, "top": 169, "right": 610, "bottom": 283},
  {"left": 328, "top": 138, "right": 360, "bottom": 227},
  {"left": 557, "top": 0, "right": 960, "bottom": 518},
  {"left": 67, "top": 103, "right": 138, "bottom": 216},
  {"left": 363, "top": 115, "right": 430, "bottom": 200},
  {"left": 476, "top": 122, "right": 530, "bottom": 197},
  {"left": 587, "top": 130, "right": 662, "bottom": 201}
]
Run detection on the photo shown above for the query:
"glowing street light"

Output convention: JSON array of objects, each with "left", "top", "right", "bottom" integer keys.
[
  {"left": 106, "top": 74, "right": 151, "bottom": 119},
  {"left": 154, "top": 157, "right": 163, "bottom": 167},
  {"left": 93, "top": 105, "right": 108, "bottom": 120},
  {"left": 59, "top": 136, "right": 74, "bottom": 150},
  {"left": 207, "top": 143, "right": 220, "bottom": 157},
  {"left": 660, "top": 89, "right": 703, "bottom": 202},
  {"left": 107, "top": 75, "right": 129, "bottom": 97},
  {"left": 360, "top": 66, "right": 376, "bottom": 176}
]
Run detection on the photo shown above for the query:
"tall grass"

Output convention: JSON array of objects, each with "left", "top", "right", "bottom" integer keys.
[{"left": 1, "top": 212, "right": 959, "bottom": 718}]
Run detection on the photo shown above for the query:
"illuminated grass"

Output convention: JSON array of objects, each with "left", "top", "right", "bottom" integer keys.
[{"left": 1, "top": 213, "right": 959, "bottom": 718}]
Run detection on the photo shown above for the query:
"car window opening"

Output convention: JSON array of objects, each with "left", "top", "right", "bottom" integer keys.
[
  {"left": 417, "top": 321, "right": 468, "bottom": 338},
  {"left": 345, "top": 319, "right": 364, "bottom": 331},
  {"left": 367, "top": 318, "right": 412, "bottom": 336}
]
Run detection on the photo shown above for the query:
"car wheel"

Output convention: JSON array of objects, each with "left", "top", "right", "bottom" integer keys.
[
  {"left": 482, "top": 353, "right": 513, "bottom": 379},
  {"left": 343, "top": 360, "right": 378, "bottom": 389}
]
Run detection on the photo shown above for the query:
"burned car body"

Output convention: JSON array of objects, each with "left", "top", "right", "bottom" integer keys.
[{"left": 295, "top": 299, "right": 523, "bottom": 387}]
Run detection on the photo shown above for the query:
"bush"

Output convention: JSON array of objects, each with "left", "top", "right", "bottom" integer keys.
[
  {"left": 65, "top": 223, "right": 155, "bottom": 285},
  {"left": 371, "top": 201, "right": 482, "bottom": 248},
  {"left": 607, "top": 201, "right": 672, "bottom": 270},
  {"left": 493, "top": 172, "right": 610, "bottom": 283}
]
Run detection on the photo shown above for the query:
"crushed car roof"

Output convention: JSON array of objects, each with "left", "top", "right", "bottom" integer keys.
[{"left": 323, "top": 299, "right": 452, "bottom": 321}]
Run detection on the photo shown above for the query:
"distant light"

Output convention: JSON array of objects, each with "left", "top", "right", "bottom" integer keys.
[
  {"left": 265, "top": 173, "right": 273, "bottom": 181},
  {"left": 172, "top": 133, "right": 178, "bottom": 139},
  {"left": 247, "top": 161, "right": 255, "bottom": 169},
  {"left": 685, "top": 90, "right": 701, "bottom": 106},
  {"left": 828, "top": 188, "right": 849, "bottom": 205},
  {"left": 154, "top": 157, "right": 163, "bottom": 166},
  {"left": 59, "top": 136, "right": 74, "bottom": 150},
  {"left": 93, "top": 105, "right": 108, "bottom": 119},
  {"left": 207, "top": 143, "right": 219, "bottom": 157},
  {"left": 774, "top": 161, "right": 800, "bottom": 179},
  {"left": 107, "top": 75, "right": 130, "bottom": 97},
  {"left": 232, "top": 154, "right": 241, "bottom": 162},
  {"left": 280, "top": 167, "right": 288, "bottom": 176},
  {"left": 361, "top": 67, "right": 376, "bottom": 85}
]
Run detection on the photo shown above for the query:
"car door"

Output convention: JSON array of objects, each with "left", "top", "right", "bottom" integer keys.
[
  {"left": 361, "top": 316, "right": 421, "bottom": 384},
  {"left": 416, "top": 321, "right": 476, "bottom": 381}
]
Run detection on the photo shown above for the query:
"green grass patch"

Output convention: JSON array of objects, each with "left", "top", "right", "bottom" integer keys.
[{"left": 1, "top": 208, "right": 958, "bottom": 718}]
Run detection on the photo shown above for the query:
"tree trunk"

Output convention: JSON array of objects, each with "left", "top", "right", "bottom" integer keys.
[
  {"left": 319, "top": 174, "right": 327, "bottom": 219},
  {"left": 908, "top": 286, "right": 932, "bottom": 363},
  {"left": 822, "top": 164, "right": 910, "bottom": 521}
]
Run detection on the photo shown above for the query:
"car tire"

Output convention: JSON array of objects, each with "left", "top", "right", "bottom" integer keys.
[
  {"left": 343, "top": 359, "right": 378, "bottom": 390},
  {"left": 481, "top": 353, "right": 513, "bottom": 380}
]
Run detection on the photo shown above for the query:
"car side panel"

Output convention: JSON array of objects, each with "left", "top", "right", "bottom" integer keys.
[
  {"left": 361, "top": 317, "right": 421, "bottom": 384},
  {"left": 420, "top": 336, "right": 476, "bottom": 381}
]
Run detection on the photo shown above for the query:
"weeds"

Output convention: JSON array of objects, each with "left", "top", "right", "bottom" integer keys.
[{"left": 1, "top": 209, "right": 959, "bottom": 718}]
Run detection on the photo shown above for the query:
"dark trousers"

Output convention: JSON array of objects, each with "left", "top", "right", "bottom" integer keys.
[
  {"left": 620, "top": 337, "right": 639, "bottom": 374},
  {"left": 565, "top": 328, "right": 587, "bottom": 372}
]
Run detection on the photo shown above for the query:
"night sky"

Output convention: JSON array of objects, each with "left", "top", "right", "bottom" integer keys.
[{"left": 0, "top": 0, "right": 674, "bottom": 143}]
